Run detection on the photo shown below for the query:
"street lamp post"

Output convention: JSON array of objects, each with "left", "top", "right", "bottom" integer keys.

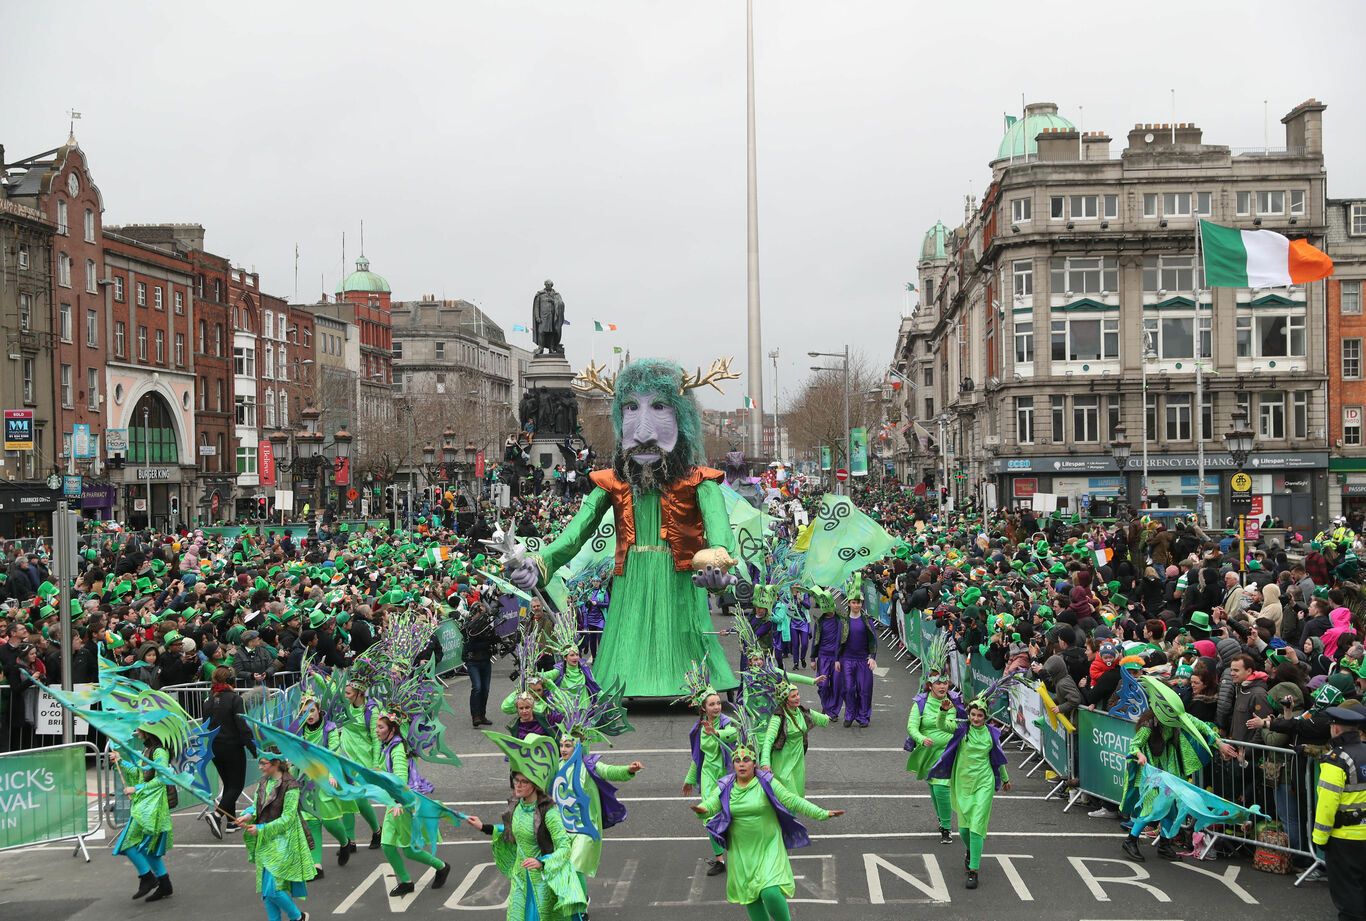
[
  {"left": 809, "top": 345, "right": 849, "bottom": 495},
  {"left": 1110, "top": 423, "right": 1131, "bottom": 518},
  {"left": 1141, "top": 331, "right": 1156, "bottom": 510},
  {"left": 1224, "top": 408, "right": 1256, "bottom": 582}
]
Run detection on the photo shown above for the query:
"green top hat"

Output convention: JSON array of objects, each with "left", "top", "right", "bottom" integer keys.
[
  {"left": 150, "top": 559, "right": 168, "bottom": 577},
  {"left": 1188, "top": 611, "right": 1211, "bottom": 630},
  {"left": 308, "top": 609, "right": 334, "bottom": 629},
  {"left": 36, "top": 581, "right": 57, "bottom": 599},
  {"left": 135, "top": 576, "right": 154, "bottom": 596}
]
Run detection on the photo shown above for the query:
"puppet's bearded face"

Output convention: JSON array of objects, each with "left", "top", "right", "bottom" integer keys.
[{"left": 615, "top": 390, "right": 688, "bottom": 490}]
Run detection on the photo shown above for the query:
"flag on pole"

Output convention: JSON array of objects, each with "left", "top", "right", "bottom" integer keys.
[
  {"left": 1004, "top": 114, "right": 1017, "bottom": 129},
  {"left": 593, "top": 321, "right": 618, "bottom": 332},
  {"left": 905, "top": 282, "right": 917, "bottom": 292},
  {"left": 612, "top": 346, "right": 623, "bottom": 354},
  {"left": 1200, "top": 219, "right": 1333, "bottom": 288},
  {"left": 744, "top": 396, "right": 757, "bottom": 409},
  {"left": 512, "top": 324, "right": 529, "bottom": 333}
]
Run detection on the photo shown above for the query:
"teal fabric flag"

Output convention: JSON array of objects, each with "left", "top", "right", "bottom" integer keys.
[
  {"left": 803, "top": 495, "right": 896, "bottom": 587},
  {"left": 719, "top": 484, "right": 766, "bottom": 567}
]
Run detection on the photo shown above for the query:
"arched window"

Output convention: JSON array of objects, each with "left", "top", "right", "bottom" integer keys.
[
  {"left": 264, "top": 389, "right": 276, "bottom": 427},
  {"left": 127, "top": 392, "right": 179, "bottom": 464}
]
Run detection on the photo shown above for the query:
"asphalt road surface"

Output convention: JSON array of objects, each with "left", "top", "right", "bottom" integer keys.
[{"left": 0, "top": 626, "right": 1333, "bottom": 921}]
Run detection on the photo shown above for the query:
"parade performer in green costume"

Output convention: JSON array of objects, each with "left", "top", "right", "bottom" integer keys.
[
  {"left": 904, "top": 632, "right": 964, "bottom": 843},
  {"left": 1120, "top": 676, "right": 1235, "bottom": 862},
  {"left": 337, "top": 681, "right": 382, "bottom": 851},
  {"left": 292, "top": 698, "right": 352, "bottom": 874},
  {"left": 541, "top": 608, "right": 600, "bottom": 710},
  {"left": 237, "top": 749, "right": 316, "bottom": 921},
  {"left": 466, "top": 732, "right": 588, "bottom": 921},
  {"left": 508, "top": 357, "right": 744, "bottom": 696},
  {"left": 929, "top": 677, "right": 1018, "bottom": 890},
  {"left": 376, "top": 713, "right": 451, "bottom": 897},
  {"left": 680, "top": 659, "right": 740, "bottom": 876},
  {"left": 689, "top": 709, "right": 843, "bottom": 921},
  {"left": 110, "top": 728, "right": 177, "bottom": 902}
]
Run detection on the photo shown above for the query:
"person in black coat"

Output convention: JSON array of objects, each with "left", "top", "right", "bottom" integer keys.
[
  {"left": 202, "top": 666, "right": 257, "bottom": 835},
  {"left": 458, "top": 604, "right": 496, "bottom": 728}
]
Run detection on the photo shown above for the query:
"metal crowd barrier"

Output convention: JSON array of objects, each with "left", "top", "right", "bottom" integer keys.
[
  {"left": 0, "top": 740, "right": 105, "bottom": 861},
  {"left": 1193, "top": 735, "right": 1323, "bottom": 886}
]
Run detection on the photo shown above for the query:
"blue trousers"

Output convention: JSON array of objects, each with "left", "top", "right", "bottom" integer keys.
[
  {"left": 815, "top": 652, "right": 841, "bottom": 717},
  {"left": 126, "top": 849, "right": 166, "bottom": 877},
  {"left": 466, "top": 659, "right": 492, "bottom": 721}
]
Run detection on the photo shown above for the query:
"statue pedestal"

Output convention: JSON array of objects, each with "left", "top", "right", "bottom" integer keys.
[{"left": 523, "top": 353, "right": 580, "bottom": 470}]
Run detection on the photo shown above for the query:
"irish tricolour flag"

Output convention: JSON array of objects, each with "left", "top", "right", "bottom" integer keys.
[{"left": 1200, "top": 219, "right": 1333, "bottom": 288}]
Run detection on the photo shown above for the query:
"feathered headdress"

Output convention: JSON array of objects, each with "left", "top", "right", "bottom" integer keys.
[
  {"left": 923, "top": 629, "right": 953, "bottom": 682},
  {"left": 968, "top": 670, "right": 1029, "bottom": 715},
  {"left": 675, "top": 657, "right": 717, "bottom": 709},
  {"left": 547, "top": 676, "right": 634, "bottom": 745},
  {"left": 548, "top": 605, "right": 579, "bottom": 656},
  {"left": 513, "top": 628, "right": 547, "bottom": 702}
]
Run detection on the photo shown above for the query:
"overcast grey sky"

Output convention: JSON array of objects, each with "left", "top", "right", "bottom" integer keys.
[{"left": 5, "top": 1, "right": 1364, "bottom": 412}]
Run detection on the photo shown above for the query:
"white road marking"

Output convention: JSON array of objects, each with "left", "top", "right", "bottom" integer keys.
[
  {"left": 988, "top": 853, "right": 1035, "bottom": 901},
  {"left": 1067, "top": 857, "right": 1171, "bottom": 903},
  {"left": 441, "top": 861, "right": 508, "bottom": 911},
  {"left": 1173, "top": 860, "right": 1257, "bottom": 905},
  {"left": 864, "top": 853, "right": 950, "bottom": 904},
  {"left": 332, "top": 862, "right": 437, "bottom": 914}
]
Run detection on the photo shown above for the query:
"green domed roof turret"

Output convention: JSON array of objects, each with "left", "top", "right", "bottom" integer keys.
[
  {"left": 335, "top": 256, "right": 390, "bottom": 295},
  {"left": 996, "top": 102, "right": 1075, "bottom": 161},
  {"left": 921, "top": 221, "right": 950, "bottom": 261}
]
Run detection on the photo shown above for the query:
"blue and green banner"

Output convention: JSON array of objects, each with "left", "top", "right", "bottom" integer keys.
[
  {"left": 849, "top": 428, "right": 868, "bottom": 477},
  {"left": 0, "top": 745, "right": 89, "bottom": 849}
]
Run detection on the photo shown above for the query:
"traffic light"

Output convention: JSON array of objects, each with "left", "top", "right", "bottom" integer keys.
[
  {"left": 385, "top": 486, "right": 396, "bottom": 510},
  {"left": 256, "top": 496, "right": 269, "bottom": 520},
  {"left": 168, "top": 494, "right": 180, "bottom": 519}
]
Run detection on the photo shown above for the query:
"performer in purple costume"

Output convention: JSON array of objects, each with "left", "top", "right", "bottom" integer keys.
[
  {"left": 835, "top": 596, "right": 877, "bottom": 727},
  {"left": 810, "top": 591, "right": 843, "bottom": 719}
]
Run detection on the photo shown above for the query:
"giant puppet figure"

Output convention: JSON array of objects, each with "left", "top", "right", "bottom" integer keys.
[{"left": 509, "top": 358, "right": 742, "bottom": 696}]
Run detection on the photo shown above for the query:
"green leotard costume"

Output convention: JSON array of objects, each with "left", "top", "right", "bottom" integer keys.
[
  {"left": 759, "top": 704, "right": 829, "bottom": 796},
  {"left": 489, "top": 801, "right": 587, "bottom": 921}
]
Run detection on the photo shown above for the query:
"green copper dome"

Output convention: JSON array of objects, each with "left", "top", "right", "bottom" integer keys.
[
  {"left": 921, "top": 221, "right": 950, "bottom": 261},
  {"left": 996, "top": 103, "right": 1075, "bottom": 161},
  {"left": 334, "top": 256, "right": 390, "bottom": 295}
]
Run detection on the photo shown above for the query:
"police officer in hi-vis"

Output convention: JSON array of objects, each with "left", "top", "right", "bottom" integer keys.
[{"left": 1314, "top": 704, "right": 1366, "bottom": 921}]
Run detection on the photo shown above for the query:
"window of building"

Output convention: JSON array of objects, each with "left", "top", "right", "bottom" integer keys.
[
  {"left": 265, "top": 390, "right": 276, "bottom": 428},
  {"left": 17, "top": 244, "right": 28, "bottom": 269},
  {"left": 1014, "top": 320, "right": 1033, "bottom": 364},
  {"left": 1142, "top": 255, "right": 1204, "bottom": 293},
  {"left": 174, "top": 290, "right": 184, "bottom": 314},
  {"left": 84, "top": 209, "right": 95, "bottom": 242},
  {"left": 1011, "top": 198, "right": 1031, "bottom": 222},
  {"left": 215, "top": 325, "right": 223, "bottom": 356},
  {"left": 86, "top": 308, "right": 98, "bottom": 347},
  {"left": 278, "top": 315, "right": 287, "bottom": 340},
  {"left": 265, "top": 310, "right": 275, "bottom": 339},
  {"left": 136, "top": 282, "right": 146, "bottom": 306},
  {"left": 1051, "top": 395, "right": 1065, "bottom": 441},
  {"left": 279, "top": 392, "right": 288, "bottom": 427},
  {"left": 155, "top": 330, "right": 165, "bottom": 363},
  {"left": 235, "top": 394, "right": 256, "bottom": 427},
  {"left": 1013, "top": 260, "right": 1033, "bottom": 297},
  {"left": 277, "top": 348, "right": 286, "bottom": 380},
  {"left": 1293, "top": 391, "right": 1309, "bottom": 439},
  {"left": 1145, "top": 394, "right": 1158, "bottom": 442},
  {"left": 1143, "top": 193, "right": 1159, "bottom": 218},
  {"left": 922, "top": 367, "right": 934, "bottom": 387},
  {"left": 1165, "top": 394, "right": 1192, "bottom": 440},
  {"left": 1346, "top": 407, "right": 1363, "bottom": 447},
  {"left": 1259, "top": 392, "right": 1285, "bottom": 439},
  {"left": 154, "top": 286, "right": 163, "bottom": 310},
  {"left": 1353, "top": 204, "right": 1366, "bottom": 236},
  {"left": 1051, "top": 315, "right": 1119, "bottom": 361},
  {"left": 1201, "top": 391, "right": 1213, "bottom": 440},
  {"left": 1073, "top": 395, "right": 1100, "bottom": 442},
  {"left": 21, "top": 358, "right": 34, "bottom": 403},
  {"left": 214, "top": 280, "right": 222, "bottom": 301},
  {"left": 60, "top": 364, "right": 72, "bottom": 407},
  {"left": 1107, "top": 395, "right": 1122, "bottom": 440},
  {"left": 393, "top": 340, "right": 403, "bottom": 360},
  {"left": 1142, "top": 313, "right": 1212, "bottom": 360},
  {"left": 1103, "top": 195, "right": 1119, "bottom": 219},
  {"left": 19, "top": 294, "right": 31, "bottom": 331},
  {"left": 1196, "top": 192, "right": 1212, "bottom": 216},
  {"left": 1050, "top": 196, "right": 1065, "bottom": 219},
  {"left": 1050, "top": 256, "right": 1118, "bottom": 295},
  {"left": 1345, "top": 339, "right": 1363, "bottom": 380},
  {"left": 199, "top": 376, "right": 207, "bottom": 411},
  {"left": 1257, "top": 191, "right": 1285, "bottom": 215},
  {"left": 435, "top": 341, "right": 446, "bottom": 360},
  {"left": 87, "top": 368, "right": 99, "bottom": 410},
  {"left": 1236, "top": 312, "right": 1306, "bottom": 358},
  {"left": 85, "top": 259, "right": 97, "bottom": 293},
  {"left": 234, "top": 346, "right": 255, "bottom": 376},
  {"left": 1236, "top": 191, "right": 1252, "bottom": 216},
  {"left": 59, "top": 302, "right": 72, "bottom": 342},
  {"left": 236, "top": 446, "right": 257, "bottom": 475},
  {"left": 1069, "top": 195, "right": 1098, "bottom": 219},
  {"left": 1342, "top": 281, "right": 1362, "bottom": 316},
  {"left": 175, "top": 333, "right": 185, "bottom": 367},
  {"left": 198, "top": 320, "right": 207, "bottom": 352},
  {"left": 58, "top": 252, "right": 71, "bottom": 287},
  {"left": 115, "top": 321, "right": 126, "bottom": 356},
  {"left": 114, "top": 276, "right": 124, "bottom": 301},
  {"left": 1289, "top": 190, "right": 1306, "bottom": 216},
  {"left": 57, "top": 200, "right": 68, "bottom": 235},
  {"left": 1016, "top": 396, "right": 1034, "bottom": 444},
  {"left": 1163, "top": 192, "right": 1192, "bottom": 217},
  {"left": 216, "top": 379, "right": 224, "bottom": 413},
  {"left": 264, "top": 343, "right": 274, "bottom": 379}
]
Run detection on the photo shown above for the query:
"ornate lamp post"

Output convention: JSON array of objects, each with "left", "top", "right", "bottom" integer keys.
[{"left": 1109, "top": 423, "right": 1131, "bottom": 516}]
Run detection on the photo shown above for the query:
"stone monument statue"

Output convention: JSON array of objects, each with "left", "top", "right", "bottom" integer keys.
[{"left": 531, "top": 280, "right": 566, "bottom": 355}]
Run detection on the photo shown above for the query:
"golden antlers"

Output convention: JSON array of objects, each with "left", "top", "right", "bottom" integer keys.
[
  {"left": 680, "top": 356, "right": 741, "bottom": 395},
  {"left": 571, "top": 361, "right": 617, "bottom": 396}
]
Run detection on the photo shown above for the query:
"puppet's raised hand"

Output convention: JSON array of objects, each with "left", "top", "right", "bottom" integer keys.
[{"left": 508, "top": 559, "right": 541, "bottom": 592}]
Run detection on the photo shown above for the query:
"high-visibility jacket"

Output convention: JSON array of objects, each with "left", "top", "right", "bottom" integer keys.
[{"left": 1313, "top": 734, "right": 1366, "bottom": 845}]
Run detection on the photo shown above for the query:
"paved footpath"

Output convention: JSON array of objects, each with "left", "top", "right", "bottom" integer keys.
[{"left": 0, "top": 628, "right": 1333, "bottom": 920}]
